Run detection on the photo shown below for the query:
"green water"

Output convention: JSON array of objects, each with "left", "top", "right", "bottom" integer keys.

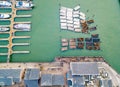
[{"left": 0, "top": 0, "right": 120, "bottom": 73}]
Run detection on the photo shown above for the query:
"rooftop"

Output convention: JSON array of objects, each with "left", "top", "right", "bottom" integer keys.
[
  {"left": 70, "top": 62, "right": 99, "bottom": 75},
  {"left": 24, "top": 69, "right": 40, "bottom": 80},
  {"left": 100, "top": 79, "right": 112, "bottom": 87},
  {"left": 41, "top": 74, "right": 64, "bottom": 86},
  {"left": 0, "top": 78, "right": 12, "bottom": 86},
  {"left": 0, "top": 69, "right": 21, "bottom": 78}
]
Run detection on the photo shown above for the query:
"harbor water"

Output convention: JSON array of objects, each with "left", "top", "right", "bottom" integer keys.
[{"left": 0, "top": 0, "right": 120, "bottom": 73}]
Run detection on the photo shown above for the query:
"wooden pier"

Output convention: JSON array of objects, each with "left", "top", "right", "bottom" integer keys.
[{"left": 0, "top": 0, "right": 33, "bottom": 62}]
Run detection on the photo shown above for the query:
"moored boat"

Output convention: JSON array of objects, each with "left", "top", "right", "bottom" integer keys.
[
  {"left": 16, "top": 1, "right": 34, "bottom": 8},
  {"left": 14, "top": 23, "right": 31, "bottom": 31},
  {"left": 0, "top": 27, "right": 9, "bottom": 32},
  {"left": 0, "top": 14, "right": 11, "bottom": 19},
  {"left": 0, "top": 1, "right": 11, "bottom": 7},
  {"left": 61, "top": 47, "right": 68, "bottom": 51}
]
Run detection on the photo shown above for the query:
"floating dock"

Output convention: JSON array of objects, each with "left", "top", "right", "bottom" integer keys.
[{"left": 0, "top": 0, "right": 33, "bottom": 62}]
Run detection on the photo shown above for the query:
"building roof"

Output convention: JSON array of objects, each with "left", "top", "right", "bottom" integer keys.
[
  {"left": 0, "top": 77, "right": 12, "bottom": 86},
  {"left": 0, "top": 69, "right": 21, "bottom": 78},
  {"left": 52, "top": 75, "right": 64, "bottom": 85},
  {"left": 100, "top": 79, "right": 112, "bottom": 87},
  {"left": 41, "top": 74, "right": 64, "bottom": 86},
  {"left": 24, "top": 69, "right": 40, "bottom": 80},
  {"left": 73, "top": 75, "right": 84, "bottom": 87},
  {"left": 24, "top": 80, "right": 39, "bottom": 87},
  {"left": 70, "top": 62, "right": 99, "bottom": 75},
  {"left": 67, "top": 70, "right": 72, "bottom": 79},
  {"left": 41, "top": 74, "right": 52, "bottom": 86}
]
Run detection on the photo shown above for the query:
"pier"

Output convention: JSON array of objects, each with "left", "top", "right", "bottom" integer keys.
[{"left": 0, "top": 0, "right": 33, "bottom": 62}]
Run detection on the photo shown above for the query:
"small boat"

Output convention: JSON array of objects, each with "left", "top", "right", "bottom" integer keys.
[
  {"left": 61, "top": 47, "right": 68, "bottom": 51},
  {"left": 89, "top": 26, "right": 97, "bottom": 31},
  {"left": 0, "top": 1, "right": 11, "bottom": 7},
  {"left": 68, "top": 27, "right": 74, "bottom": 31},
  {"left": 74, "top": 5, "right": 80, "bottom": 11},
  {"left": 79, "top": 12, "right": 85, "bottom": 17},
  {"left": 0, "top": 27, "right": 9, "bottom": 32},
  {"left": 87, "top": 20, "right": 94, "bottom": 24},
  {"left": 69, "top": 45, "right": 76, "bottom": 49},
  {"left": 16, "top": 1, "right": 34, "bottom": 8},
  {"left": 14, "top": 23, "right": 31, "bottom": 31},
  {"left": 0, "top": 14, "right": 11, "bottom": 19},
  {"left": 75, "top": 28, "right": 81, "bottom": 32},
  {"left": 61, "top": 38, "right": 68, "bottom": 42},
  {"left": 62, "top": 42, "right": 68, "bottom": 46}
]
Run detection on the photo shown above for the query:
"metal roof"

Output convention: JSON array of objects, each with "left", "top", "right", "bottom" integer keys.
[
  {"left": 52, "top": 75, "right": 64, "bottom": 85},
  {"left": 24, "top": 69, "right": 40, "bottom": 80},
  {"left": 24, "top": 80, "right": 39, "bottom": 87},
  {"left": 41, "top": 74, "right": 64, "bottom": 86},
  {"left": 0, "top": 69, "right": 21, "bottom": 78},
  {"left": 100, "top": 79, "right": 112, "bottom": 87},
  {"left": 41, "top": 74, "right": 52, "bottom": 86},
  {"left": 70, "top": 62, "right": 99, "bottom": 75},
  {"left": 73, "top": 76, "right": 84, "bottom": 87},
  {"left": 0, "top": 77, "right": 12, "bottom": 86}
]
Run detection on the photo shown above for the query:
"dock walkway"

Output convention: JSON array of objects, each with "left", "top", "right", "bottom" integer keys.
[{"left": 0, "top": 0, "right": 32, "bottom": 62}]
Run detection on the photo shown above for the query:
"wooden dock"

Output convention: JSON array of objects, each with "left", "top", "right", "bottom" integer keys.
[{"left": 0, "top": 0, "right": 33, "bottom": 62}]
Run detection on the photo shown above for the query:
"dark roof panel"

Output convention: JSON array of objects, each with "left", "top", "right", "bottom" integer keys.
[
  {"left": 41, "top": 74, "right": 52, "bottom": 86},
  {"left": 0, "top": 69, "right": 21, "bottom": 78},
  {"left": 70, "top": 62, "right": 99, "bottom": 75},
  {"left": 24, "top": 69, "right": 40, "bottom": 80},
  {"left": 52, "top": 75, "right": 64, "bottom": 85},
  {"left": 0, "top": 78, "right": 12, "bottom": 86}
]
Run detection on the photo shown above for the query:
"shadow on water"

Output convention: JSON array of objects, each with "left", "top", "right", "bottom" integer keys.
[{"left": 118, "top": 0, "right": 120, "bottom": 5}]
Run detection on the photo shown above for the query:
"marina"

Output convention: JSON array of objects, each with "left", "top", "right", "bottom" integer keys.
[
  {"left": 61, "top": 35, "right": 100, "bottom": 51},
  {"left": 0, "top": 0, "right": 120, "bottom": 74},
  {"left": 0, "top": 0, "right": 33, "bottom": 62},
  {"left": 59, "top": 5, "right": 97, "bottom": 33}
]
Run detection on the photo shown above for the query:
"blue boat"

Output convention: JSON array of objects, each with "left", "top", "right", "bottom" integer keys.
[
  {"left": 0, "top": 14, "right": 11, "bottom": 19},
  {"left": 0, "top": 1, "right": 11, "bottom": 7},
  {"left": 16, "top": 1, "right": 34, "bottom": 8}
]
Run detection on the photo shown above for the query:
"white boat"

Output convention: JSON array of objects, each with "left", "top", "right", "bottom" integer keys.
[
  {"left": 67, "top": 24, "right": 74, "bottom": 27},
  {"left": 79, "top": 12, "right": 85, "bottom": 17},
  {"left": 80, "top": 16, "right": 86, "bottom": 20},
  {"left": 60, "top": 9, "right": 66, "bottom": 13},
  {"left": 74, "top": 21, "right": 80, "bottom": 25},
  {"left": 0, "top": 14, "right": 10, "bottom": 19},
  {"left": 61, "top": 23, "right": 67, "bottom": 26},
  {"left": 74, "top": 5, "right": 80, "bottom": 11},
  {"left": 73, "top": 11, "right": 80, "bottom": 15},
  {"left": 67, "top": 17, "right": 73, "bottom": 21},
  {"left": 60, "top": 16, "right": 66, "bottom": 19},
  {"left": 0, "top": 1, "right": 11, "bottom": 7},
  {"left": 73, "top": 14, "right": 79, "bottom": 18},
  {"left": 61, "top": 38, "right": 68, "bottom": 42},
  {"left": 67, "top": 20, "right": 73, "bottom": 24},
  {"left": 62, "top": 42, "right": 68, "bottom": 46},
  {"left": 75, "top": 28, "right": 81, "bottom": 32},
  {"left": 0, "top": 27, "right": 9, "bottom": 32},
  {"left": 16, "top": 1, "right": 34, "bottom": 8},
  {"left": 60, "top": 19, "right": 67, "bottom": 23},
  {"left": 60, "top": 12, "right": 66, "bottom": 16},
  {"left": 14, "top": 23, "right": 31, "bottom": 31},
  {"left": 74, "top": 25, "right": 80, "bottom": 28},
  {"left": 61, "top": 47, "right": 68, "bottom": 51},
  {"left": 73, "top": 18, "right": 80, "bottom": 22},
  {"left": 61, "top": 26, "right": 67, "bottom": 30},
  {"left": 68, "top": 27, "right": 74, "bottom": 31}
]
